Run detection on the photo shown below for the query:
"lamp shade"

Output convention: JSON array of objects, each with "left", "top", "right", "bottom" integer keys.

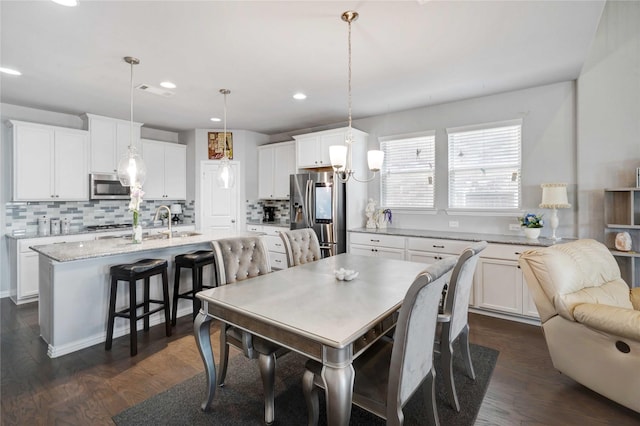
[
  {"left": 170, "top": 204, "right": 182, "bottom": 214},
  {"left": 367, "top": 150, "right": 384, "bottom": 172},
  {"left": 539, "top": 183, "right": 571, "bottom": 208},
  {"left": 330, "top": 145, "right": 348, "bottom": 169}
]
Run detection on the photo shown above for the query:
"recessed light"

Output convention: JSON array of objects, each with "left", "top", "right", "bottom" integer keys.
[
  {"left": 210, "top": 117, "right": 221, "bottom": 122},
  {"left": 0, "top": 67, "right": 21, "bottom": 76},
  {"left": 293, "top": 92, "right": 307, "bottom": 100},
  {"left": 160, "top": 81, "right": 176, "bottom": 89},
  {"left": 51, "top": 0, "right": 78, "bottom": 6}
]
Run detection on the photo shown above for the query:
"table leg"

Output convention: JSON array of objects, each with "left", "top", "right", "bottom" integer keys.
[
  {"left": 258, "top": 352, "right": 276, "bottom": 425},
  {"left": 194, "top": 311, "right": 216, "bottom": 411},
  {"left": 321, "top": 363, "right": 355, "bottom": 426}
]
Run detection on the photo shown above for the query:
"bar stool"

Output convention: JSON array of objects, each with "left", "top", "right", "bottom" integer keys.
[
  {"left": 105, "top": 258, "right": 171, "bottom": 356},
  {"left": 172, "top": 250, "right": 217, "bottom": 326}
]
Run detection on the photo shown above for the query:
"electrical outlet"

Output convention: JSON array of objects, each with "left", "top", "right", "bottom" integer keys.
[
  {"left": 449, "top": 221, "right": 459, "bottom": 228},
  {"left": 509, "top": 224, "right": 521, "bottom": 231}
]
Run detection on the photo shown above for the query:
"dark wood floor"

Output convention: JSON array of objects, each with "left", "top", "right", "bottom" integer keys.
[{"left": 1, "top": 298, "right": 638, "bottom": 425}]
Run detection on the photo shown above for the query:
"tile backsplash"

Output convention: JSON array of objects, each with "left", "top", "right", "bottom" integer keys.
[
  {"left": 5, "top": 199, "right": 194, "bottom": 234},
  {"left": 246, "top": 199, "right": 289, "bottom": 222}
]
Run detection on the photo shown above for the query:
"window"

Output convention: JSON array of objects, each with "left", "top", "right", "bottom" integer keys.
[
  {"left": 447, "top": 119, "right": 521, "bottom": 210},
  {"left": 380, "top": 131, "right": 435, "bottom": 209}
]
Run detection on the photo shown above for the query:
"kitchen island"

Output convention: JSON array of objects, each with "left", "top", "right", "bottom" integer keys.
[{"left": 31, "top": 229, "right": 258, "bottom": 358}]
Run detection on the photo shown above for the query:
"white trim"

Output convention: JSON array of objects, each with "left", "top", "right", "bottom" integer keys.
[
  {"left": 445, "top": 209, "right": 523, "bottom": 217},
  {"left": 446, "top": 118, "right": 523, "bottom": 135},
  {"left": 378, "top": 129, "right": 436, "bottom": 142}
]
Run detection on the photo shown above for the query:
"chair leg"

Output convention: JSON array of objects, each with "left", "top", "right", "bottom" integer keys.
[
  {"left": 217, "top": 327, "right": 230, "bottom": 386},
  {"left": 143, "top": 277, "right": 150, "bottom": 331},
  {"left": 302, "top": 369, "right": 320, "bottom": 426},
  {"left": 105, "top": 277, "right": 118, "bottom": 350},
  {"left": 460, "top": 324, "right": 475, "bottom": 380},
  {"left": 171, "top": 265, "right": 181, "bottom": 326},
  {"left": 259, "top": 352, "right": 276, "bottom": 425},
  {"left": 192, "top": 264, "right": 201, "bottom": 320},
  {"left": 161, "top": 268, "right": 172, "bottom": 337},
  {"left": 129, "top": 279, "right": 138, "bottom": 357},
  {"left": 424, "top": 367, "right": 440, "bottom": 426},
  {"left": 442, "top": 339, "right": 460, "bottom": 412}
]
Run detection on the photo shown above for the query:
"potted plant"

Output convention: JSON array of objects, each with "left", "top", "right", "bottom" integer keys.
[{"left": 519, "top": 213, "right": 544, "bottom": 239}]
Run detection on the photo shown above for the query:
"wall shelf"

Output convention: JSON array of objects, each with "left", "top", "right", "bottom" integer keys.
[{"left": 604, "top": 188, "right": 640, "bottom": 287}]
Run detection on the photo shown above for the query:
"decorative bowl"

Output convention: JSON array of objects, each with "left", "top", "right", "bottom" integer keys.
[{"left": 335, "top": 268, "right": 358, "bottom": 281}]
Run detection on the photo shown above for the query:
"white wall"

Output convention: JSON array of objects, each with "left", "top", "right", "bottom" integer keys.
[
  {"left": 576, "top": 0, "right": 640, "bottom": 240},
  {"left": 350, "top": 81, "right": 577, "bottom": 237}
]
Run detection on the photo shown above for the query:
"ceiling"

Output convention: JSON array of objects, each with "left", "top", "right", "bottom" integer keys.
[{"left": 0, "top": 1, "right": 605, "bottom": 136}]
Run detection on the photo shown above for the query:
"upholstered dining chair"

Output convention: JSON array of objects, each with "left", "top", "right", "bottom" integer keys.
[
  {"left": 435, "top": 241, "right": 487, "bottom": 412},
  {"left": 211, "top": 236, "right": 288, "bottom": 425},
  {"left": 302, "top": 256, "right": 457, "bottom": 426},
  {"left": 279, "top": 228, "right": 322, "bottom": 267}
]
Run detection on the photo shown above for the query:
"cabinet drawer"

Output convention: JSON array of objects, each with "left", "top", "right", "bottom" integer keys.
[
  {"left": 482, "top": 244, "right": 533, "bottom": 261},
  {"left": 263, "top": 235, "right": 286, "bottom": 253},
  {"left": 350, "top": 233, "right": 405, "bottom": 249},
  {"left": 406, "top": 237, "right": 469, "bottom": 254},
  {"left": 247, "top": 224, "right": 263, "bottom": 232},
  {"left": 261, "top": 225, "right": 286, "bottom": 237},
  {"left": 269, "top": 251, "right": 288, "bottom": 270}
]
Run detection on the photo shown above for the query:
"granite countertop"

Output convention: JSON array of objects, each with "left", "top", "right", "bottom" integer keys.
[
  {"left": 246, "top": 219, "right": 290, "bottom": 228},
  {"left": 30, "top": 229, "right": 259, "bottom": 262},
  {"left": 349, "top": 227, "right": 571, "bottom": 247},
  {"left": 6, "top": 222, "right": 195, "bottom": 240}
]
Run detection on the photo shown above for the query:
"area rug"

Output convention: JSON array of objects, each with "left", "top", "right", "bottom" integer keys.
[{"left": 114, "top": 343, "right": 498, "bottom": 425}]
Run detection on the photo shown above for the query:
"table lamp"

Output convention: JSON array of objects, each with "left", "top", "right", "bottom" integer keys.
[
  {"left": 170, "top": 204, "right": 183, "bottom": 224},
  {"left": 539, "top": 183, "right": 571, "bottom": 240}
]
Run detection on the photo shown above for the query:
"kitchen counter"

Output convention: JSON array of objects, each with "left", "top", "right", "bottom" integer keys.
[
  {"left": 349, "top": 227, "right": 569, "bottom": 247},
  {"left": 31, "top": 228, "right": 253, "bottom": 262},
  {"left": 6, "top": 222, "right": 196, "bottom": 240},
  {"left": 34, "top": 229, "right": 259, "bottom": 358}
]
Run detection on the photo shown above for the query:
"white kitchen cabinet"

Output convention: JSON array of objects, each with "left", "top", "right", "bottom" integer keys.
[
  {"left": 474, "top": 244, "right": 539, "bottom": 319},
  {"left": 246, "top": 224, "right": 289, "bottom": 270},
  {"left": 8, "top": 234, "right": 94, "bottom": 305},
  {"left": 258, "top": 142, "right": 295, "bottom": 199},
  {"left": 294, "top": 127, "right": 368, "bottom": 169},
  {"left": 10, "top": 120, "right": 89, "bottom": 201},
  {"left": 83, "top": 113, "right": 142, "bottom": 174},
  {"left": 349, "top": 232, "right": 405, "bottom": 260},
  {"left": 141, "top": 139, "right": 186, "bottom": 200}
]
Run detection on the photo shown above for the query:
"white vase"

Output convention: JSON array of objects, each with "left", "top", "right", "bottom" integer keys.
[
  {"left": 524, "top": 227, "right": 541, "bottom": 239},
  {"left": 132, "top": 224, "right": 143, "bottom": 244}
]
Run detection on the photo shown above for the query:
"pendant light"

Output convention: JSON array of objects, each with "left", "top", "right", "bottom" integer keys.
[
  {"left": 330, "top": 11, "right": 384, "bottom": 183},
  {"left": 117, "top": 56, "right": 146, "bottom": 187},
  {"left": 216, "top": 89, "right": 235, "bottom": 189}
]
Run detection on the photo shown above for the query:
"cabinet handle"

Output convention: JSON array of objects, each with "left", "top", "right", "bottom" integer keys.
[
  {"left": 275, "top": 243, "right": 282, "bottom": 247},
  {"left": 514, "top": 252, "right": 522, "bottom": 255},
  {"left": 275, "top": 259, "right": 282, "bottom": 263},
  {"left": 370, "top": 239, "right": 380, "bottom": 242},
  {"left": 433, "top": 245, "right": 445, "bottom": 248}
]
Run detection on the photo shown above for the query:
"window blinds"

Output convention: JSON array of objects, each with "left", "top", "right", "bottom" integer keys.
[
  {"left": 380, "top": 132, "right": 435, "bottom": 209},
  {"left": 447, "top": 120, "right": 522, "bottom": 209}
]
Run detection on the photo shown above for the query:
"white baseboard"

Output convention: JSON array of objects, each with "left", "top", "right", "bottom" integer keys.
[{"left": 470, "top": 307, "right": 541, "bottom": 326}]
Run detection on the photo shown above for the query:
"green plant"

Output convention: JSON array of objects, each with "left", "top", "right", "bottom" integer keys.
[{"left": 519, "top": 213, "right": 544, "bottom": 228}]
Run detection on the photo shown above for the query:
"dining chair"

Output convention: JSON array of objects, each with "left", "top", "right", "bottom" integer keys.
[
  {"left": 302, "top": 256, "right": 456, "bottom": 426},
  {"left": 436, "top": 241, "right": 487, "bottom": 412},
  {"left": 279, "top": 228, "right": 322, "bottom": 267},
  {"left": 211, "top": 236, "right": 287, "bottom": 425}
]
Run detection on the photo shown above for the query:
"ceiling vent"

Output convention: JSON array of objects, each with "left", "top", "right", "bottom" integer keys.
[{"left": 135, "top": 84, "right": 175, "bottom": 97}]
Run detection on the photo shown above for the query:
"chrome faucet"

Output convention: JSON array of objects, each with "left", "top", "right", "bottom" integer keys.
[{"left": 153, "top": 205, "right": 172, "bottom": 237}]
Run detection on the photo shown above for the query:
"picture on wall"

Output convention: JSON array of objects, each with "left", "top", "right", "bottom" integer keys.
[{"left": 208, "top": 131, "right": 233, "bottom": 160}]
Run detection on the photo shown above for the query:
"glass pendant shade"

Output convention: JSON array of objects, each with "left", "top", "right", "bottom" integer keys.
[
  {"left": 117, "top": 147, "right": 147, "bottom": 187},
  {"left": 216, "top": 156, "right": 235, "bottom": 189}
]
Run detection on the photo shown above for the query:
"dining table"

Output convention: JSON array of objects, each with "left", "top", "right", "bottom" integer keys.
[{"left": 193, "top": 252, "right": 432, "bottom": 425}]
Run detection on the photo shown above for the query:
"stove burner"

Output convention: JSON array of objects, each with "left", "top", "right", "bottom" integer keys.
[{"left": 86, "top": 223, "right": 130, "bottom": 231}]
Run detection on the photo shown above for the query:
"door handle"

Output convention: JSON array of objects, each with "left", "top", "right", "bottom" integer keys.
[{"left": 231, "top": 220, "right": 236, "bottom": 223}]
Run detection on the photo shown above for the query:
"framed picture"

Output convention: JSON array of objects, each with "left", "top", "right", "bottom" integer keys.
[{"left": 208, "top": 131, "right": 233, "bottom": 160}]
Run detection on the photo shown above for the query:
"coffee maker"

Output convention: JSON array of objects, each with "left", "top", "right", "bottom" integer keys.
[{"left": 263, "top": 206, "right": 276, "bottom": 222}]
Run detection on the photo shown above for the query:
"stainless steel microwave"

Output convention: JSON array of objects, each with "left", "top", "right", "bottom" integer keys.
[{"left": 90, "top": 173, "right": 130, "bottom": 200}]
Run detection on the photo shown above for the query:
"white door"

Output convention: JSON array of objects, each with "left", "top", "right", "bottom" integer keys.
[{"left": 200, "top": 162, "right": 239, "bottom": 231}]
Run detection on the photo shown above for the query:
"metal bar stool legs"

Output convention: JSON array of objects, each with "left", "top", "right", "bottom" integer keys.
[{"left": 105, "top": 258, "right": 171, "bottom": 356}]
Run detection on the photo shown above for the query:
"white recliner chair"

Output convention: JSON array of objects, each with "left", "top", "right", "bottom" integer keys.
[{"left": 519, "top": 239, "right": 640, "bottom": 413}]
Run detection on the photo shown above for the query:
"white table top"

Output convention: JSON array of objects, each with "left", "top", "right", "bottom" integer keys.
[{"left": 197, "top": 253, "right": 430, "bottom": 349}]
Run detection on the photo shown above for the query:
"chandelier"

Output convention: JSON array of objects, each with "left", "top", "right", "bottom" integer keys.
[{"left": 330, "top": 11, "right": 384, "bottom": 183}]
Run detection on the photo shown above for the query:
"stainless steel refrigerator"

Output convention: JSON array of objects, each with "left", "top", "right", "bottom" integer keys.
[{"left": 290, "top": 172, "right": 346, "bottom": 257}]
